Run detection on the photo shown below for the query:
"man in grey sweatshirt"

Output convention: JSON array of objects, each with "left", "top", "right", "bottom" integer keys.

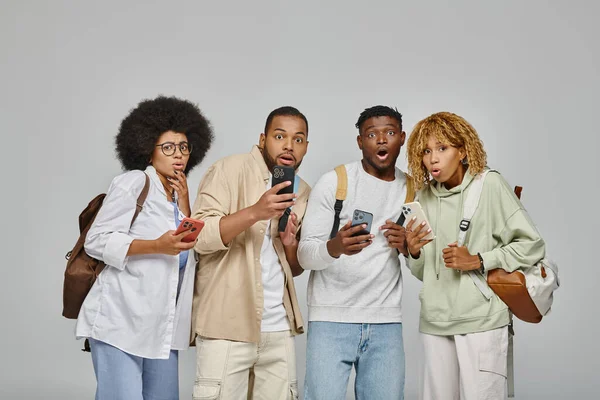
[{"left": 298, "top": 105, "right": 410, "bottom": 400}]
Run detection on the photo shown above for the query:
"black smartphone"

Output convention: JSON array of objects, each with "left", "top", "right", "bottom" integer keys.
[
  {"left": 271, "top": 166, "right": 295, "bottom": 196},
  {"left": 272, "top": 166, "right": 295, "bottom": 232},
  {"left": 351, "top": 209, "right": 373, "bottom": 237}
]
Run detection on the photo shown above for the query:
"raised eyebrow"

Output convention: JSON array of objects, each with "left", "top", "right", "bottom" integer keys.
[
  {"left": 364, "top": 124, "right": 398, "bottom": 131},
  {"left": 273, "top": 129, "right": 306, "bottom": 136}
]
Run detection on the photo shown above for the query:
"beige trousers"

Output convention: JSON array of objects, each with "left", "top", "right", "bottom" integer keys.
[
  {"left": 421, "top": 326, "right": 508, "bottom": 400},
  {"left": 193, "top": 331, "right": 298, "bottom": 400}
]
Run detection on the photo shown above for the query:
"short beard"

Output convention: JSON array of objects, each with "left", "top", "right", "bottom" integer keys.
[{"left": 261, "top": 149, "right": 302, "bottom": 172}]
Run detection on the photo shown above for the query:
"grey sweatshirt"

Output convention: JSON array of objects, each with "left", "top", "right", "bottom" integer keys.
[{"left": 298, "top": 161, "right": 408, "bottom": 323}]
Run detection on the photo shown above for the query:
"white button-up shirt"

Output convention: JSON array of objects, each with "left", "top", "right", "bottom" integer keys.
[{"left": 75, "top": 165, "right": 195, "bottom": 359}]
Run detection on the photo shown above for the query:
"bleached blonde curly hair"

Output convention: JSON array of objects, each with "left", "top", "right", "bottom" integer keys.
[{"left": 407, "top": 112, "right": 487, "bottom": 190}]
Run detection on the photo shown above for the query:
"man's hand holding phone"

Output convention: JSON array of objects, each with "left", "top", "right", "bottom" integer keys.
[
  {"left": 380, "top": 220, "right": 409, "bottom": 256},
  {"left": 251, "top": 181, "right": 297, "bottom": 221},
  {"left": 327, "top": 220, "right": 374, "bottom": 258}
]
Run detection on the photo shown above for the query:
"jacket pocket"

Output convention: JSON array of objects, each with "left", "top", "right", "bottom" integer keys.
[{"left": 193, "top": 378, "right": 222, "bottom": 400}]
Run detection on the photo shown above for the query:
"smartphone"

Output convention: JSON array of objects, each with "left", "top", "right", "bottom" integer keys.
[
  {"left": 271, "top": 166, "right": 295, "bottom": 196},
  {"left": 398, "top": 201, "right": 435, "bottom": 241},
  {"left": 174, "top": 217, "right": 205, "bottom": 243},
  {"left": 351, "top": 209, "right": 373, "bottom": 237},
  {"left": 272, "top": 166, "right": 295, "bottom": 232}
]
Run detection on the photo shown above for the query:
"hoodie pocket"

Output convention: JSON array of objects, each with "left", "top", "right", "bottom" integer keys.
[{"left": 450, "top": 272, "right": 493, "bottom": 319}]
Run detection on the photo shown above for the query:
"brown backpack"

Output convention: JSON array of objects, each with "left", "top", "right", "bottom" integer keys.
[{"left": 62, "top": 174, "right": 150, "bottom": 319}]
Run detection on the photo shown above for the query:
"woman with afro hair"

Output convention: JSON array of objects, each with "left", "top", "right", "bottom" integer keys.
[
  {"left": 75, "top": 95, "right": 214, "bottom": 400},
  {"left": 404, "top": 112, "right": 545, "bottom": 400}
]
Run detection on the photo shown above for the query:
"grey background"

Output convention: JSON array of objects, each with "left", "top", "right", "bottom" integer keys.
[{"left": 2, "top": 0, "right": 598, "bottom": 398}]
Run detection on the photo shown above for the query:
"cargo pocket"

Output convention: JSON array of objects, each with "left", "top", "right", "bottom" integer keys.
[
  {"left": 289, "top": 380, "right": 299, "bottom": 400},
  {"left": 193, "top": 378, "right": 222, "bottom": 400},
  {"left": 478, "top": 351, "right": 507, "bottom": 399},
  {"left": 479, "top": 351, "right": 507, "bottom": 377}
]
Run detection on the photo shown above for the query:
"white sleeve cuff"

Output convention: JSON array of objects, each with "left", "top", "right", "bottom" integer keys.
[{"left": 102, "top": 232, "right": 134, "bottom": 270}]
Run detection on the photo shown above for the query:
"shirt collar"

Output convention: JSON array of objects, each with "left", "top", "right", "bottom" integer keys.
[{"left": 144, "top": 165, "right": 177, "bottom": 201}]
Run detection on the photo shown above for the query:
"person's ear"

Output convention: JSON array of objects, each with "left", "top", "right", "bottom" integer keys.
[{"left": 459, "top": 148, "right": 467, "bottom": 164}]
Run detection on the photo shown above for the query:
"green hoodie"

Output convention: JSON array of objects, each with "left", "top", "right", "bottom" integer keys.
[{"left": 407, "top": 169, "right": 545, "bottom": 335}]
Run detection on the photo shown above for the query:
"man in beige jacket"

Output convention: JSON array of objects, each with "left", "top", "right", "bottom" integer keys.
[{"left": 191, "top": 106, "right": 311, "bottom": 400}]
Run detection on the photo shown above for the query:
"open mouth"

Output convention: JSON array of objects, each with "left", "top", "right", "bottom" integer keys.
[
  {"left": 278, "top": 153, "right": 295, "bottom": 166},
  {"left": 376, "top": 149, "right": 389, "bottom": 162},
  {"left": 431, "top": 168, "right": 441, "bottom": 177},
  {"left": 173, "top": 163, "right": 185, "bottom": 170}
]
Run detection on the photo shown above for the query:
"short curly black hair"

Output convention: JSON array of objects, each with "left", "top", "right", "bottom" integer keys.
[
  {"left": 115, "top": 96, "right": 214, "bottom": 174},
  {"left": 355, "top": 105, "right": 403, "bottom": 132},
  {"left": 264, "top": 106, "right": 309, "bottom": 134}
]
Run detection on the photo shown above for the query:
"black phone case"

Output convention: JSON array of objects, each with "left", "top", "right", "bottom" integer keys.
[
  {"left": 272, "top": 166, "right": 295, "bottom": 231},
  {"left": 271, "top": 166, "right": 295, "bottom": 196}
]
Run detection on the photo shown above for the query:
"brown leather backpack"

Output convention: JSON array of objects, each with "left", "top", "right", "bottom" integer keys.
[{"left": 62, "top": 174, "right": 150, "bottom": 319}]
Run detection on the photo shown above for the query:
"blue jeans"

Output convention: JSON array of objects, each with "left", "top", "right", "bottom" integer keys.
[
  {"left": 304, "top": 322, "right": 405, "bottom": 400},
  {"left": 89, "top": 338, "right": 179, "bottom": 400}
]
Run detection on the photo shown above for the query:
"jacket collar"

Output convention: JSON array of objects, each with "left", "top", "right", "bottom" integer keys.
[{"left": 250, "top": 145, "right": 271, "bottom": 181}]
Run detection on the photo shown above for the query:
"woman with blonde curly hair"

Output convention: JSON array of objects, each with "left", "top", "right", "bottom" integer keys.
[{"left": 404, "top": 112, "right": 545, "bottom": 400}]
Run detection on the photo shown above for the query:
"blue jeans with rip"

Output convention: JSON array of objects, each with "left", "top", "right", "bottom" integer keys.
[
  {"left": 304, "top": 322, "right": 405, "bottom": 400},
  {"left": 89, "top": 338, "right": 179, "bottom": 400}
]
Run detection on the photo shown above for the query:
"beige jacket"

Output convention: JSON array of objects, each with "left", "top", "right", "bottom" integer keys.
[{"left": 191, "top": 146, "right": 311, "bottom": 343}]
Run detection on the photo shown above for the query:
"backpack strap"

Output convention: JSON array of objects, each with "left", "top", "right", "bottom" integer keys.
[
  {"left": 132, "top": 173, "right": 150, "bottom": 225},
  {"left": 459, "top": 169, "right": 494, "bottom": 300},
  {"left": 507, "top": 321, "right": 515, "bottom": 398},
  {"left": 403, "top": 173, "right": 415, "bottom": 203},
  {"left": 329, "top": 165, "right": 348, "bottom": 239}
]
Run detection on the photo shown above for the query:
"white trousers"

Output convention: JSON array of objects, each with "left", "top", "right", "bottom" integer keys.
[
  {"left": 421, "top": 326, "right": 508, "bottom": 400},
  {"left": 193, "top": 331, "right": 298, "bottom": 400}
]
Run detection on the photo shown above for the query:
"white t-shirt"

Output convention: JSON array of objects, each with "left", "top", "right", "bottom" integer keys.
[{"left": 259, "top": 179, "right": 291, "bottom": 332}]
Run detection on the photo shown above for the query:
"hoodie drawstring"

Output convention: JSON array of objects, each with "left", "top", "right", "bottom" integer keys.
[
  {"left": 434, "top": 185, "right": 466, "bottom": 280},
  {"left": 435, "top": 196, "right": 441, "bottom": 280}
]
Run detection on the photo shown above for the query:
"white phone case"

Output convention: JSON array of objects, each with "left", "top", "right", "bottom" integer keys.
[{"left": 401, "top": 201, "right": 435, "bottom": 241}]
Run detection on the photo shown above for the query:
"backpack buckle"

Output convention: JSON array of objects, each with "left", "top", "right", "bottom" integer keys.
[
  {"left": 334, "top": 199, "right": 343, "bottom": 212},
  {"left": 459, "top": 219, "right": 470, "bottom": 231}
]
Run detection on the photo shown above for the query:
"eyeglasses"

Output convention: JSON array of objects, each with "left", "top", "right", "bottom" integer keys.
[{"left": 155, "top": 142, "right": 192, "bottom": 156}]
